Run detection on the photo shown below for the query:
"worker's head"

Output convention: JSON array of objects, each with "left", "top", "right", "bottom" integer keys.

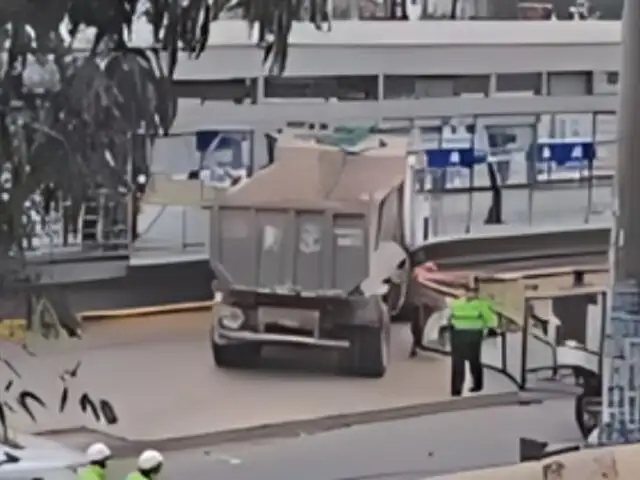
[
  {"left": 86, "top": 442, "right": 111, "bottom": 467},
  {"left": 138, "top": 449, "right": 164, "bottom": 477}
]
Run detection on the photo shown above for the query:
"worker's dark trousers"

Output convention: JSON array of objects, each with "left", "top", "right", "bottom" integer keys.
[{"left": 450, "top": 328, "right": 484, "bottom": 397}]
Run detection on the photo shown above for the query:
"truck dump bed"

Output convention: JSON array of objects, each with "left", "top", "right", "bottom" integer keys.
[{"left": 208, "top": 134, "right": 407, "bottom": 294}]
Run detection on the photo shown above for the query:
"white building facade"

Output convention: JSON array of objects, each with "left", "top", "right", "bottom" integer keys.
[{"left": 142, "top": 20, "right": 622, "bottom": 260}]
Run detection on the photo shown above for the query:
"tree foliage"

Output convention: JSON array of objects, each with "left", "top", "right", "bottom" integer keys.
[
  {"left": 0, "top": 0, "right": 328, "bottom": 429},
  {"left": 0, "top": 0, "right": 329, "bottom": 257}
]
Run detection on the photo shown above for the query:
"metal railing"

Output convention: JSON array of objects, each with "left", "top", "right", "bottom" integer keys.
[
  {"left": 417, "top": 170, "right": 614, "bottom": 238},
  {"left": 420, "top": 269, "right": 608, "bottom": 391},
  {"left": 410, "top": 225, "right": 609, "bottom": 268}
]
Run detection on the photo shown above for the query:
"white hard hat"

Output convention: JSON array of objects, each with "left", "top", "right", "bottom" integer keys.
[
  {"left": 86, "top": 442, "right": 111, "bottom": 462},
  {"left": 137, "top": 449, "right": 164, "bottom": 470}
]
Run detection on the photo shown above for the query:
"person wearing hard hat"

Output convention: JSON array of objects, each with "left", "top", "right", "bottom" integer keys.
[
  {"left": 77, "top": 442, "right": 111, "bottom": 480},
  {"left": 448, "top": 278, "right": 498, "bottom": 397},
  {"left": 126, "top": 449, "right": 164, "bottom": 480}
]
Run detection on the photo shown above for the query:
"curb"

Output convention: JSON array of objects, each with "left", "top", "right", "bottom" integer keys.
[
  {"left": 1, "top": 301, "right": 215, "bottom": 331},
  {"left": 78, "top": 301, "right": 214, "bottom": 321},
  {"left": 41, "top": 390, "right": 532, "bottom": 457}
]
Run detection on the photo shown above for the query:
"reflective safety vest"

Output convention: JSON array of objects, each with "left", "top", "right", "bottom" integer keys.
[
  {"left": 77, "top": 465, "right": 106, "bottom": 480},
  {"left": 125, "top": 472, "right": 150, "bottom": 480},
  {"left": 449, "top": 297, "right": 497, "bottom": 331}
]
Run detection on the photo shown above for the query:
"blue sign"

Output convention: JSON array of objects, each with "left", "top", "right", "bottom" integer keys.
[
  {"left": 535, "top": 139, "right": 596, "bottom": 167},
  {"left": 424, "top": 148, "right": 487, "bottom": 169},
  {"left": 195, "top": 130, "right": 237, "bottom": 153}
]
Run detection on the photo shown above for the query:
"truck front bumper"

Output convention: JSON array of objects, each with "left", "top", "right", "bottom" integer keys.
[{"left": 214, "top": 327, "right": 350, "bottom": 349}]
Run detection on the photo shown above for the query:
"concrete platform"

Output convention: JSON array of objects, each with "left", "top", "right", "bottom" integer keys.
[{"left": 2, "top": 312, "right": 516, "bottom": 445}]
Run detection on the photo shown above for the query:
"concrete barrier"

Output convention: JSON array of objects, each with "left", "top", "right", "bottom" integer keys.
[
  {"left": 430, "top": 444, "right": 638, "bottom": 479},
  {"left": 0, "top": 223, "right": 610, "bottom": 330}
]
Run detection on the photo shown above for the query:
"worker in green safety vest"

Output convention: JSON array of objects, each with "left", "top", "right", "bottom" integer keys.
[
  {"left": 448, "top": 281, "right": 498, "bottom": 397},
  {"left": 77, "top": 443, "right": 111, "bottom": 480},
  {"left": 125, "top": 449, "right": 164, "bottom": 480}
]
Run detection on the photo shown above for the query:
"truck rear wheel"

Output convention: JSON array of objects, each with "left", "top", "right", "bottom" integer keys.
[
  {"left": 340, "top": 326, "right": 389, "bottom": 378},
  {"left": 575, "top": 393, "right": 601, "bottom": 440},
  {"left": 212, "top": 342, "right": 260, "bottom": 368}
]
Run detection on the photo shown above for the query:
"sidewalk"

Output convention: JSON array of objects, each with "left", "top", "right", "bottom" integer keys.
[{"left": 2, "top": 312, "right": 516, "bottom": 443}]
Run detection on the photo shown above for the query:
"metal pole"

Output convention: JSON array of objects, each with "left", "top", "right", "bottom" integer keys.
[
  {"left": 431, "top": 127, "right": 444, "bottom": 237},
  {"left": 126, "top": 146, "right": 134, "bottom": 252},
  {"left": 181, "top": 207, "right": 187, "bottom": 250},
  {"left": 465, "top": 168, "right": 474, "bottom": 234},
  {"left": 599, "top": 0, "right": 640, "bottom": 446},
  {"left": 615, "top": 0, "right": 640, "bottom": 282},
  {"left": 527, "top": 120, "right": 538, "bottom": 225},
  {"left": 408, "top": 121, "right": 419, "bottom": 246},
  {"left": 465, "top": 117, "right": 477, "bottom": 234},
  {"left": 583, "top": 113, "right": 596, "bottom": 224}
]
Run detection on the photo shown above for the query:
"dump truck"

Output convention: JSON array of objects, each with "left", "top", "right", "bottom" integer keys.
[{"left": 206, "top": 132, "right": 411, "bottom": 378}]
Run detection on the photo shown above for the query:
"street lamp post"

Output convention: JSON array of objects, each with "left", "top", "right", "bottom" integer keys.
[{"left": 599, "top": 0, "right": 640, "bottom": 445}]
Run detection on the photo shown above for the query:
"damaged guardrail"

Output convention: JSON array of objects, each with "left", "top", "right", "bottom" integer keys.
[{"left": 410, "top": 225, "right": 610, "bottom": 270}]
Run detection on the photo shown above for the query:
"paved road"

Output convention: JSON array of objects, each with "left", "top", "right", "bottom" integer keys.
[
  {"left": 100, "top": 397, "right": 581, "bottom": 480},
  {"left": 5, "top": 313, "right": 515, "bottom": 440}
]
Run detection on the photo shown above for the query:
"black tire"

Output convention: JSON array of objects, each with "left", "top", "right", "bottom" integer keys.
[
  {"left": 390, "top": 302, "right": 413, "bottom": 324},
  {"left": 212, "top": 342, "right": 260, "bottom": 368},
  {"left": 574, "top": 393, "right": 601, "bottom": 440},
  {"left": 340, "top": 326, "right": 390, "bottom": 378}
]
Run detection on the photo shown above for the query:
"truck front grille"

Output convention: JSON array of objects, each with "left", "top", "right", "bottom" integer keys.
[{"left": 257, "top": 306, "right": 319, "bottom": 338}]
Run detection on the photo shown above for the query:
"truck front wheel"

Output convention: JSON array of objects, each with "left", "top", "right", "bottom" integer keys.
[{"left": 340, "top": 326, "right": 390, "bottom": 378}]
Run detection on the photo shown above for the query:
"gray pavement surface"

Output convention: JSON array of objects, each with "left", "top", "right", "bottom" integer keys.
[
  {"left": 3, "top": 313, "right": 515, "bottom": 441},
  {"left": 99, "top": 397, "right": 581, "bottom": 480}
]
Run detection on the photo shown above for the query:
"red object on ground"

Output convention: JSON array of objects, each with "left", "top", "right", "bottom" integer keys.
[
  {"left": 413, "top": 262, "right": 440, "bottom": 282},
  {"left": 413, "top": 262, "right": 473, "bottom": 288},
  {"left": 422, "top": 262, "right": 439, "bottom": 272}
]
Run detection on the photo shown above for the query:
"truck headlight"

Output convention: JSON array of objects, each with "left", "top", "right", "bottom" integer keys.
[{"left": 217, "top": 306, "right": 245, "bottom": 330}]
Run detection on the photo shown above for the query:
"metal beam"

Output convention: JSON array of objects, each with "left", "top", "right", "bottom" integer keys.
[{"left": 172, "top": 95, "right": 617, "bottom": 133}]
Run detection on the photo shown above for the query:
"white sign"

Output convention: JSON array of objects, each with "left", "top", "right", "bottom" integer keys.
[
  {"left": 449, "top": 151, "right": 460, "bottom": 165},
  {"left": 571, "top": 145, "right": 583, "bottom": 158},
  {"left": 299, "top": 223, "right": 321, "bottom": 253},
  {"left": 335, "top": 228, "right": 364, "bottom": 247},
  {"left": 262, "top": 225, "right": 281, "bottom": 251}
]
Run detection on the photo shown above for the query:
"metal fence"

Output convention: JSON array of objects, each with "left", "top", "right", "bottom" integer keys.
[{"left": 409, "top": 113, "right": 616, "bottom": 240}]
